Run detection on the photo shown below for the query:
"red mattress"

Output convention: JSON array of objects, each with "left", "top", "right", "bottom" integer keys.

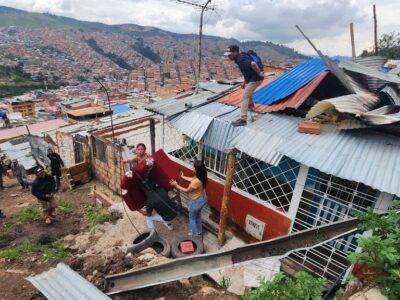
[{"left": 121, "top": 149, "right": 180, "bottom": 211}]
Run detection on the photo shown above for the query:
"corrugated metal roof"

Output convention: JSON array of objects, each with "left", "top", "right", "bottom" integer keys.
[
  {"left": 66, "top": 107, "right": 110, "bottom": 117},
  {"left": 0, "top": 119, "right": 69, "bottom": 143},
  {"left": 198, "top": 82, "right": 237, "bottom": 94},
  {"left": 145, "top": 91, "right": 214, "bottom": 117},
  {"left": 362, "top": 105, "right": 400, "bottom": 125},
  {"left": 276, "top": 127, "right": 400, "bottom": 196},
  {"left": 306, "top": 94, "right": 380, "bottom": 118},
  {"left": 380, "top": 85, "right": 400, "bottom": 105},
  {"left": 170, "top": 102, "right": 238, "bottom": 142},
  {"left": 0, "top": 141, "right": 36, "bottom": 169},
  {"left": 218, "top": 72, "right": 328, "bottom": 113},
  {"left": 230, "top": 114, "right": 299, "bottom": 166},
  {"left": 26, "top": 263, "right": 111, "bottom": 300},
  {"left": 217, "top": 78, "right": 273, "bottom": 108},
  {"left": 356, "top": 56, "right": 387, "bottom": 70},
  {"left": 339, "top": 60, "right": 400, "bottom": 87},
  {"left": 111, "top": 104, "right": 132, "bottom": 114},
  {"left": 258, "top": 71, "right": 329, "bottom": 113},
  {"left": 252, "top": 58, "right": 328, "bottom": 105},
  {"left": 204, "top": 109, "right": 244, "bottom": 152}
]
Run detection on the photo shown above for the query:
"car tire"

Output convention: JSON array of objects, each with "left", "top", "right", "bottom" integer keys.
[
  {"left": 151, "top": 238, "right": 171, "bottom": 258},
  {"left": 127, "top": 229, "right": 159, "bottom": 254},
  {"left": 171, "top": 235, "right": 204, "bottom": 258}
]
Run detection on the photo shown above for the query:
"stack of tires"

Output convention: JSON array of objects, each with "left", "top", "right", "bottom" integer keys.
[{"left": 127, "top": 230, "right": 204, "bottom": 258}]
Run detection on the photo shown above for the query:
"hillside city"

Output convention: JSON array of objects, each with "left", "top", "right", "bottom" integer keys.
[{"left": 0, "top": 3, "right": 399, "bottom": 300}]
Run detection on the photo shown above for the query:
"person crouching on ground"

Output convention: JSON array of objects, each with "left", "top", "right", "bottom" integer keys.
[
  {"left": 31, "top": 167, "right": 57, "bottom": 225},
  {"left": 47, "top": 148, "right": 64, "bottom": 192},
  {"left": 170, "top": 160, "right": 208, "bottom": 236},
  {"left": 138, "top": 181, "right": 176, "bottom": 231}
]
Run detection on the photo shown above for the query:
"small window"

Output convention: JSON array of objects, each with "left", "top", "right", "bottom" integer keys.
[{"left": 92, "top": 136, "right": 107, "bottom": 162}]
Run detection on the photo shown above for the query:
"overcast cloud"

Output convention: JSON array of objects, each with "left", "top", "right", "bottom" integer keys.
[{"left": 0, "top": 0, "right": 399, "bottom": 56}]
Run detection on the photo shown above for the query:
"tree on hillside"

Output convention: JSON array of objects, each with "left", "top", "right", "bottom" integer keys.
[{"left": 361, "top": 32, "right": 400, "bottom": 59}]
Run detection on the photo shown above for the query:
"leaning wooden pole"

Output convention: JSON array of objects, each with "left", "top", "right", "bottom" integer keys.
[
  {"left": 350, "top": 23, "right": 356, "bottom": 62},
  {"left": 373, "top": 4, "right": 378, "bottom": 55},
  {"left": 218, "top": 148, "right": 237, "bottom": 246},
  {"left": 149, "top": 118, "right": 156, "bottom": 154}
]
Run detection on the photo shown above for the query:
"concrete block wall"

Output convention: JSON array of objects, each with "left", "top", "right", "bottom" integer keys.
[
  {"left": 56, "top": 132, "right": 75, "bottom": 167},
  {"left": 91, "top": 142, "right": 123, "bottom": 193}
]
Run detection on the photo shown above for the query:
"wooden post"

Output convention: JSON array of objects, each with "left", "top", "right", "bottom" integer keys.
[
  {"left": 373, "top": 4, "right": 378, "bottom": 55},
  {"left": 350, "top": 23, "right": 356, "bottom": 62},
  {"left": 197, "top": 140, "right": 204, "bottom": 161},
  {"left": 150, "top": 118, "right": 155, "bottom": 154},
  {"left": 218, "top": 148, "right": 237, "bottom": 246}
]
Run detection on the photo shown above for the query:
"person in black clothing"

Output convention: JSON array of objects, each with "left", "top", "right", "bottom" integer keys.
[
  {"left": 224, "top": 45, "right": 264, "bottom": 126},
  {"left": 31, "top": 167, "right": 57, "bottom": 225},
  {"left": 138, "top": 182, "right": 177, "bottom": 231},
  {"left": 47, "top": 148, "right": 64, "bottom": 192}
]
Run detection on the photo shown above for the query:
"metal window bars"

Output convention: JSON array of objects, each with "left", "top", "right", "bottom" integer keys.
[
  {"left": 288, "top": 168, "right": 379, "bottom": 282},
  {"left": 164, "top": 122, "right": 198, "bottom": 164},
  {"left": 232, "top": 154, "right": 300, "bottom": 212}
]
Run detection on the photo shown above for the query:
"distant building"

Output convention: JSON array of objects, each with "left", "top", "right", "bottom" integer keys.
[{"left": 8, "top": 96, "right": 36, "bottom": 116}]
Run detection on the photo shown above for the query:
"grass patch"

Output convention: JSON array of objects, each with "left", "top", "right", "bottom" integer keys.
[
  {"left": 57, "top": 200, "right": 78, "bottom": 214},
  {"left": 0, "top": 240, "right": 70, "bottom": 261},
  {"left": 15, "top": 206, "right": 41, "bottom": 223},
  {"left": 0, "top": 242, "right": 43, "bottom": 260},
  {"left": 42, "top": 240, "right": 70, "bottom": 262},
  {"left": 85, "top": 205, "right": 111, "bottom": 226}
]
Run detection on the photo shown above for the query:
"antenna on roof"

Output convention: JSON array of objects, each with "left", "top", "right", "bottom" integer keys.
[{"left": 175, "top": 0, "right": 215, "bottom": 93}]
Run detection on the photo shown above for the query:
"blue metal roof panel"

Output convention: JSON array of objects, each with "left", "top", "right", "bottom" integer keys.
[
  {"left": 253, "top": 58, "right": 328, "bottom": 105},
  {"left": 111, "top": 104, "right": 132, "bottom": 114}
]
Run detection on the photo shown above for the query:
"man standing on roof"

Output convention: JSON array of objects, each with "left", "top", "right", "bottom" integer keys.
[
  {"left": 47, "top": 148, "right": 64, "bottom": 192},
  {"left": 31, "top": 167, "right": 57, "bottom": 225},
  {"left": 224, "top": 45, "right": 264, "bottom": 126}
]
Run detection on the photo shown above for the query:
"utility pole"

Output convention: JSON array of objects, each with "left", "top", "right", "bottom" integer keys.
[
  {"left": 373, "top": 4, "right": 378, "bottom": 55},
  {"left": 350, "top": 23, "right": 356, "bottom": 62},
  {"left": 176, "top": 0, "right": 214, "bottom": 90}
]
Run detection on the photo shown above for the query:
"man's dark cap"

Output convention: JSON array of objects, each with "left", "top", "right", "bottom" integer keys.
[{"left": 224, "top": 45, "right": 239, "bottom": 56}]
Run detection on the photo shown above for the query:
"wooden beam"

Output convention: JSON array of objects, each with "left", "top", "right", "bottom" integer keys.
[
  {"left": 218, "top": 148, "right": 237, "bottom": 246},
  {"left": 150, "top": 118, "right": 156, "bottom": 154},
  {"left": 373, "top": 5, "right": 378, "bottom": 55},
  {"left": 350, "top": 23, "right": 356, "bottom": 62}
]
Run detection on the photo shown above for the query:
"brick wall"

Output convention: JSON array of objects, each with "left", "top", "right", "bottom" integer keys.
[{"left": 91, "top": 141, "right": 124, "bottom": 193}]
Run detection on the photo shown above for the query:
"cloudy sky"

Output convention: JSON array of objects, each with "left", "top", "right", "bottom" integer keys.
[{"left": 1, "top": 0, "right": 399, "bottom": 56}]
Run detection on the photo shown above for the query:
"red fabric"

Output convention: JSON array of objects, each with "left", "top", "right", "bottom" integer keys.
[
  {"left": 149, "top": 150, "right": 180, "bottom": 191},
  {"left": 120, "top": 173, "right": 146, "bottom": 211},
  {"left": 121, "top": 149, "right": 180, "bottom": 211}
]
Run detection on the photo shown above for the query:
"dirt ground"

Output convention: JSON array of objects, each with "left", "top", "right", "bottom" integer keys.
[{"left": 0, "top": 176, "right": 238, "bottom": 300}]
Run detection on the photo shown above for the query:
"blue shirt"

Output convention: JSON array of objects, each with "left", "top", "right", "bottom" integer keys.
[{"left": 235, "top": 53, "right": 263, "bottom": 83}]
